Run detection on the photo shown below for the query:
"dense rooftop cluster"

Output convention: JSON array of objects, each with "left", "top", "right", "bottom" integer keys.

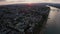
[{"left": 0, "top": 5, "right": 50, "bottom": 34}]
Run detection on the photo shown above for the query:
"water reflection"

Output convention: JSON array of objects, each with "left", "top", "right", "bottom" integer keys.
[{"left": 45, "top": 7, "right": 60, "bottom": 34}]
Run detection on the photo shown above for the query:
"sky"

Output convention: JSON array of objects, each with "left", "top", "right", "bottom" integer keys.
[
  {"left": 6, "top": 0, "right": 60, "bottom": 3},
  {"left": 0, "top": 0, "right": 60, "bottom": 5}
]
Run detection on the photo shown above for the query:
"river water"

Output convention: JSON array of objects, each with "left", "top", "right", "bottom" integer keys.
[{"left": 44, "top": 7, "right": 60, "bottom": 34}]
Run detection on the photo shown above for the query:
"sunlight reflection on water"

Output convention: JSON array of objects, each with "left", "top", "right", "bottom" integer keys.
[{"left": 45, "top": 7, "right": 60, "bottom": 34}]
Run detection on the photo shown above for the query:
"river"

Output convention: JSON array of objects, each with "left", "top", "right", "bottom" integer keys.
[{"left": 44, "top": 7, "right": 60, "bottom": 34}]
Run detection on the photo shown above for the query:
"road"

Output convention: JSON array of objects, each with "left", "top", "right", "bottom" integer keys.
[{"left": 44, "top": 7, "right": 60, "bottom": 34}]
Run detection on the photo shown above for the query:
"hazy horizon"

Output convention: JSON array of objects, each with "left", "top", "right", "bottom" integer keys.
[
  {"left": 5, "top": 0, "right": 60, "bottom": 3},
  {"left": 0, "top": 0, "right": 60, "bottom": 5}
]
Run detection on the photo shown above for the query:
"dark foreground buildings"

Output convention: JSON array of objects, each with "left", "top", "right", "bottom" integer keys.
[{"left": 0, "top": 4, "right": 50, "bottom": 34}]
